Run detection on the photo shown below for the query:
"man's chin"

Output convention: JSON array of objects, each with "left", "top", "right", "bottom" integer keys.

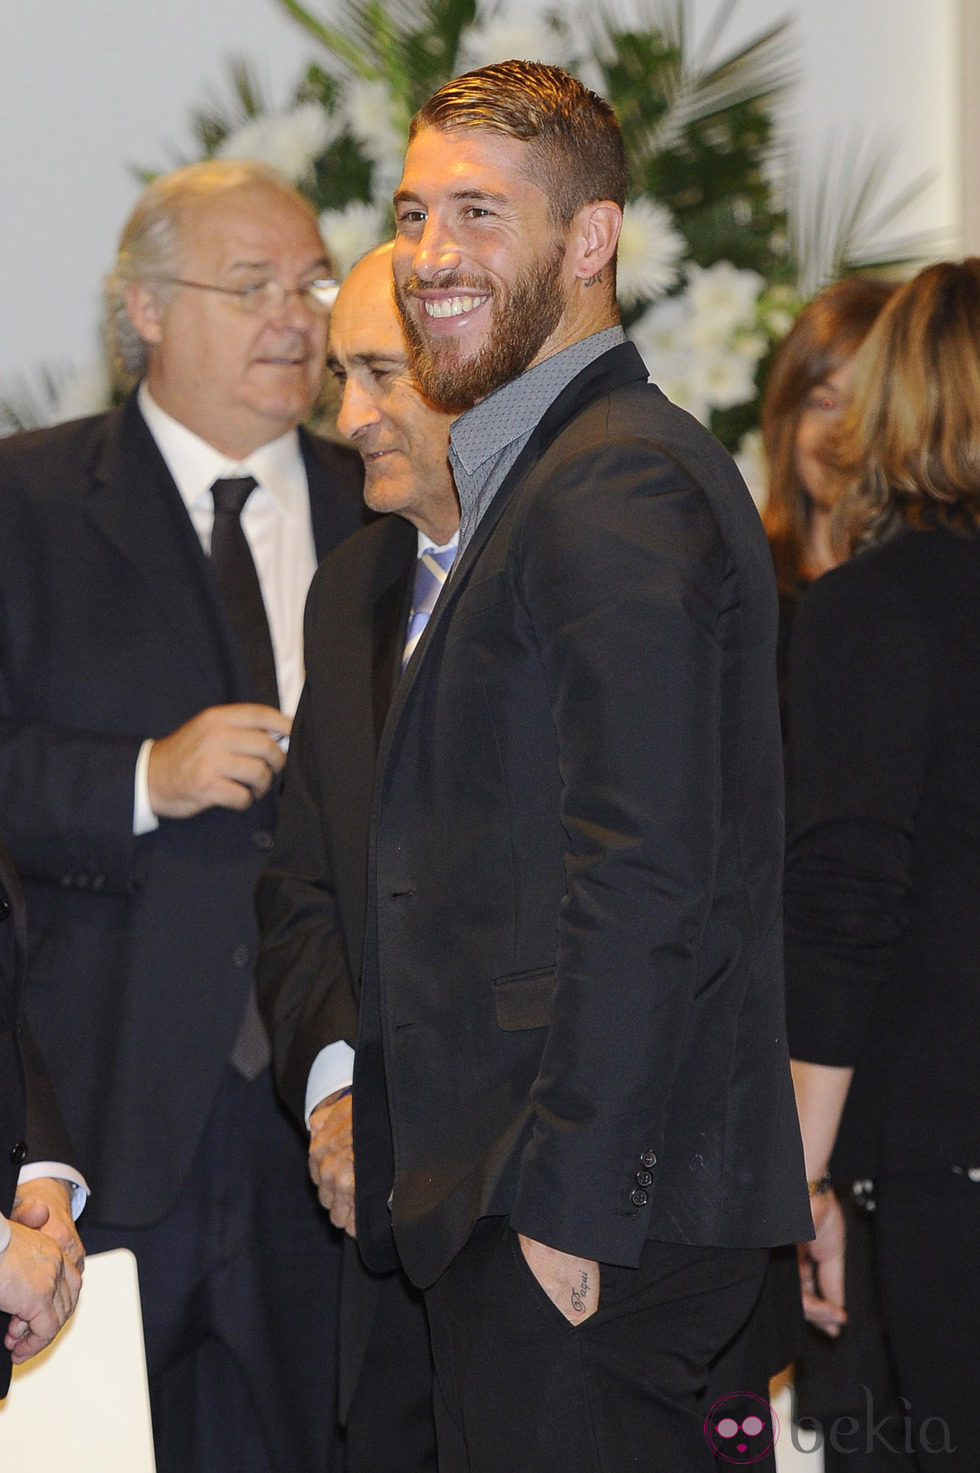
[{"left": 364, "top": 478, "right": 412, "bottom": 517}]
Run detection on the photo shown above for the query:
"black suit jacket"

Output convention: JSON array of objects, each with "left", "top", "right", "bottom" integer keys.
[
  {"left": 0, "top": 392, "right": 364, "bottom": 1227},
  {"left": 0, "top": 838, "right": 73, "bottom": 1396},
  {"left": 256, "top": 512, "right": 417, "bottom": 1124},
  {"left": 256, "top": 513, "right": 417, "bottom": 1423},
  {"left": 352, "top": 343, "right": 812, "bottom": 1288}
]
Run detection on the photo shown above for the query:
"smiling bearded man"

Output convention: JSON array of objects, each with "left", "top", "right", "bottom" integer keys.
[
  {"left": 396, "top": 238, "right": 566, "bottom": 412},
  {"left": 348, "top": 60, "right": 812, "bottom": 1473}
]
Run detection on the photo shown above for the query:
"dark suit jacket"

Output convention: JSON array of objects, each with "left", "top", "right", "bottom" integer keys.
[
  {"left": 0, "top": 838, "right": 73, "bottom": 1396},
  {"left": 256, "top": 512, "right": 418, "bottom": 1422},
  {"left": 352, "top": 343, "right": 812, "bottom": 1288},
  {"left": 0, "top": 392, "right": 364, "bottom": 1228},
  {"left": 256, "top": 512, "right": 416, "bottom": 1123}
]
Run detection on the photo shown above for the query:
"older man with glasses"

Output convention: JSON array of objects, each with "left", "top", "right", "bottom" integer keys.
[{"left": 0, "top": 159, "right": 364, "bottom": 1472}]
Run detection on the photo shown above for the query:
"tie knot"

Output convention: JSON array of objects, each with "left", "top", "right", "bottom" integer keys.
[{"left": 211, "top": 475, "right": 258, "bottom": 517}]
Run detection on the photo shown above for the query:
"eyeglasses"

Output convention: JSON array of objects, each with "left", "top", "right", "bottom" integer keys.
[{"left": 160, "top": 276, "right": 339, "bottom": 315}]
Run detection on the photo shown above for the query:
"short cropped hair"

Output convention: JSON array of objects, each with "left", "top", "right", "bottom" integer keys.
[
  {"left": 410, "top": 60, "right": 627, "bottom": 227},
  {"left": 105, "top": 159, "right": 330, "bottom": 380}
]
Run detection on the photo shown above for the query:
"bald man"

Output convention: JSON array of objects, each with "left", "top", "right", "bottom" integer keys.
[{"left": 258, "top": 243, "right": 457, "bottom": 1471}]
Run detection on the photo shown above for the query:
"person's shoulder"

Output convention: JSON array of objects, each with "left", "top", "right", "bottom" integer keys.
[
  {"left": 311, "top": 512, "right": 415, "bottom": 596},
  {"left": 814, "top": 525, "right": 978, "bottom": 607},
  {"left": 797, "top": 529, "right": 980, "bottom": 667},
  {"left": 0, "top": 410, "right": 119, "bottom": 529},
  {"left": 0, "top": 408, "right": 115, "bottom": 480}
]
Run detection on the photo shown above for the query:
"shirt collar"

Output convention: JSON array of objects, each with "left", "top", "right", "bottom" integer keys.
[
  {"left": 449, "top": 325, "right": 627, "bottom": 476},
  {"left": 416, "top": 528, "right": 459, "bottom": 559},
  {"left": 137, "top": 381, "right": 306, "bottom": 515}
]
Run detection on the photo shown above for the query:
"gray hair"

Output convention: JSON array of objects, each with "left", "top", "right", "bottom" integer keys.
[{"left": 105, "top": 159, "right": 331, "bottom": 381}]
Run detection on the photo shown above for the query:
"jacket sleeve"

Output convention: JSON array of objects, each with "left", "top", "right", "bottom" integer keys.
[
  {"left": 0, "top": 711, "right": 142, "bottom": 895},
  {"left": 256, "top": 586, "right": 360, "bottom": 1127},
  {"left": 507, "top": 437, "right": 737, "bottom": 1260},
  {"left": 21, "top": 1015, "right": 75, "bottom": 1167},
  {"left": 783, "top": 558, "right": 932, "bottom": 1065}
]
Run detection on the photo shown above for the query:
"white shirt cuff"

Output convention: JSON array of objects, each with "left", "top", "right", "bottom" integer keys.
[
  {"left": 305, "top": 1041, "right": 356, "bottom": 1128},
  {"left": 134, "top": 738, "right": 159, "bottom": 835},
  {"left": 17, "top": 1163, "right": 90, "bottom": 1220}
]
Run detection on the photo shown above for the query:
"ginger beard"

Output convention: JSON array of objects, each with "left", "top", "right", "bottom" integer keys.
[{"left": 395, "top": 240, "right": 567, "bottom": 413}]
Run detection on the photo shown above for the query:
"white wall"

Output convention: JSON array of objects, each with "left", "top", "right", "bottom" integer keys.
[{"left": 0, "top": 0, "right": 959, "bottom": 387}]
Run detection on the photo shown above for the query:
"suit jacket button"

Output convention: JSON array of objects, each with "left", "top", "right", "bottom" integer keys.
[
  {"left": 640, "top": 1150, "right": 657, "bottom": 1168},
  {"left": 0, "top": 892, "right": 9, "bottom": 921},
  {"left": 252, "top": 830, "right": 273, "bottom": 852},
  {"left": 630, "top": 1187, "right": 649, "bottom": 1207},
  {"left": 9, "top": 1141, "right": 27, "bottom": 1165},
  {"left": 231, "top": 945, "right": 250, "bottom": 968},
  {"left": 635, "top": 1169, "right": 653, "bottom": 1187}
]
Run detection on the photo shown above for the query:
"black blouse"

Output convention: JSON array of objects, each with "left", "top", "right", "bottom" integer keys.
[{"left": 784, "top": 524, "right": 980, "bottom": 1178}]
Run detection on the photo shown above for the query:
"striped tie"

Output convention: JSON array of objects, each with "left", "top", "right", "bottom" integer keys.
[{"left": 402, "top": 545, "right": 457, "bottom": 668}]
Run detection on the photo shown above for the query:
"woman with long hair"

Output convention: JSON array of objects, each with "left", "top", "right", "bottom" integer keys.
[
  {"left": 785, "top": 258, "right": 980, "bottom": 1470},
  {"left": 762, "top": 277, "right": 896, "bottom": 596}
]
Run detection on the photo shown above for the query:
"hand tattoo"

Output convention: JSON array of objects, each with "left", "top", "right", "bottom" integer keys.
[{"left": 571, "top": 1269, "right": 591, "bottom": 1314}]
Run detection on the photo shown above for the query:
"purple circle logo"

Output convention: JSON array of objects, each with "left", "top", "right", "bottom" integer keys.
[{"left": 704, "top": 1391, "right": 779, "bottom": 1465}]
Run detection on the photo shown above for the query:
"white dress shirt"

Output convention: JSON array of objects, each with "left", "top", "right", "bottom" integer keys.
[{"left": 133, "top": 384, "right": 318, "bottom": 833}]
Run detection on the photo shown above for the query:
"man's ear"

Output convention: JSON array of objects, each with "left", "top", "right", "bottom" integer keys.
[
  {"left": 124, "top": 280, "right": 165, "bottom": 347},
  {"left": 569, "top": 202, "right": 622, "bottom": 282}
]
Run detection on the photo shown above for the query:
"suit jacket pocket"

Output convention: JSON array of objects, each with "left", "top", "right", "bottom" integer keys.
[{"left": 493, "top": 967, "right": 554, "bottom": 1031}]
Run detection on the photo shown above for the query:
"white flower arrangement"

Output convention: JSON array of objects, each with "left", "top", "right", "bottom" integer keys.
[
  {"left": 456, "top": 18, "right": 574, "bottom": 74},
  {"left": 628, "top": 261, "right": 772, "bottom": 426},
  {"left": 217, "top": 101, "right": 338, "bottom": 184},
  {"left": 616, "top": 199, "right": 687, "bottom": 308},
  {"left": 1, "top": 0, "right": 925, "bottom": 451},
  {"left": 319, "top": 200, "right": 389, "bottom": 278}
]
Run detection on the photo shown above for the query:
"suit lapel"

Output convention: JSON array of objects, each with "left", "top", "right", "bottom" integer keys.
[
  {"left": 376, "top": 342, "right": 649, "bottom": 769},
  {"left": 83, "top": 393, "right": 245, "bottom": 696},
  {"left": 371, "top": 542, "right": 414, "bottom": 744}
]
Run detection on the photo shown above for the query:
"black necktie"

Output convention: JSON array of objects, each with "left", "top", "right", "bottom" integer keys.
[
  {"left": 210, "top": 476, "right": 276, "bottom": 1079},
  {"left": 209, "top": 476, "right": 279, "bottom": 709}
]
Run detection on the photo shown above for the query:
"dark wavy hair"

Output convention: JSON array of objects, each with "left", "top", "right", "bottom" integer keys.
[{"left": 761, "top": 277, "right": 896, "bottom": 593}]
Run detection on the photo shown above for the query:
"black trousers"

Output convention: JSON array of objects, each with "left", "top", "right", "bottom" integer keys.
[
  {"left": 83, "top": 1067, "right": 346, "bottom": 1473},
  {"left": 423, "top": 1216, "right": 769, "bottom": 1473},
  {"left": 342, "top": 1251, "right": 438, "bottom": 1472},
  {"left": 873, "top": 1170, "right": 980, "bottom": 1471}
]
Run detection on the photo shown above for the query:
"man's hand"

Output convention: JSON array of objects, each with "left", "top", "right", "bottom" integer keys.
[
  {"left": 518, "top": 1235, "right": 600, "bottom": 1324},
  {"left": 308, "top": 1092, "right": 356, "bottom": 1238},
  {"left": 148, "top": 704, "right": 291, "bottom": 818},
  {"left": 798, "top": 1189, "right": 847, "bottom": 1338},
  {"left": 0, "top": 1220, "right": 82, "bottom": 1363},
  {"left": 11, "top": 1177, "right": 85, "bottom": 1274}
]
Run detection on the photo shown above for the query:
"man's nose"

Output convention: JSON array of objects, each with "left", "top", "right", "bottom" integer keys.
[
  {"left": 337, "top": 378, "right": 379, "bottom": 441},
  {"left": 412, "top": 217, "right": 462, "bottom": 281}
]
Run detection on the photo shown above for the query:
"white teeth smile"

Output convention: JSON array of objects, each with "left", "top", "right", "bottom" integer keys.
[{"left": 423, "top": 295, "right": 486, "bottom": 318}]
